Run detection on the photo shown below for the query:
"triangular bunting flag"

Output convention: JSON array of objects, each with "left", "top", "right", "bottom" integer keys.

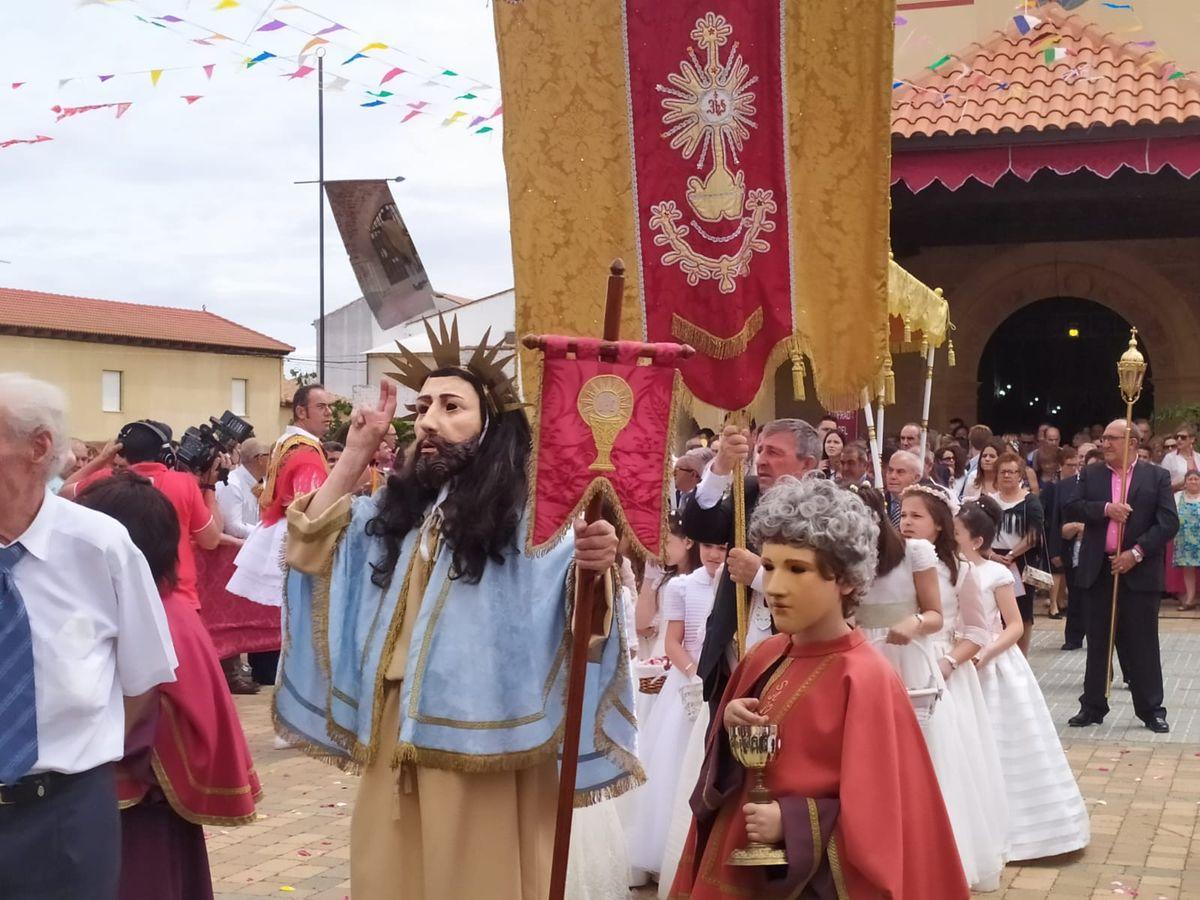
[
  {"left": 182, "top": 95, "right": 203, "bottom": 104},
  {"left": 59, "top": 78, "right": 73, "bottom": 89},
  {"left": 157, "top": 15, "right": 184, "bottom": 23},
  {"left": 284, "top": 65, "right": 315, "bottom": 80},
  {"left": 316, "top": 23, "right": 344, "bottom": 36},
  {"left": 381, "top": 66, "right": 405, "bottom": 84},
  {"left": 441, "top": 69, "right": 458, "bottom": 76},
  {"left": 1014, "top": 14, "right": 1041, "bottom": 35},
  {"left": 401, "top": 109, "right": 423, "bottom": 123},
  {"left": 367, "top": 90, "right": 394, "bottom": 98},
  {"left": 258, "top": 19, "right": 286, "bottom": 31},
  {"left": 299, "top": 37, "right": 327, "bottom": 55},
  {"left": 214, "top": 0, "right": 238, "bottom": 9},
  {"left": 325, "top": 75, "right": 349, "bottom": 92},
  {"left": 476, "top": 126, "right": 494, "bottom": 134},
  {"left": 11, "top": 82, "right": 25, "bottom": 89},
  {"left": 150, "top": 69, "right": 163, "bottom": 86},
  {"left": 442, "top": 110, "right": 467, "bottom": 126},
  {"left": 343, "top": 53, "right": 367, "bottom": 64},
  {"left": 468, "top": 115, "right": 486, "bottom": 128},
  {"left": 407, "top": 101, "right": 429, "bottom": 110},
  {"left": 360, "top": 42, "right": 388, "bottom": 52},
  {"left": 361, "top": 100, "right": 385, "bottom": 107},
  {"left": 115, "top": 102, "right": 132, "bottom": 118},
  {"left": 203, "top": 64, "right": 215, "bottom": 79},
  {"left": 455, "top": 92, "right": 478, "bottom": 100},
  {"left": 99, "top": 74, "right": 114, "bottom": 82},
  {"left": 247, "top": 51, "right": 276, "bottom": 67},
  {"left": 1044, "top": 46, "right": 1069, "bottom": 64}
]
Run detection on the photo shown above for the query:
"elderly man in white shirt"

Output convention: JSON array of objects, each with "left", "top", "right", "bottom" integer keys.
[
  {"left": 217, "top": 437, "right": 270, "bottom": 539},
  {"left": 0, "top": 373, "right": 178, "bottom": 900}
]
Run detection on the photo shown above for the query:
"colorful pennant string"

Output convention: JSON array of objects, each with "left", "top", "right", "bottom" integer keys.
[{"left": 0, "top": 134, "right": 53, "bottom": 150}]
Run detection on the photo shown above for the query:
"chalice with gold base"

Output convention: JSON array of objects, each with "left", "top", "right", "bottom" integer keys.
[{"left": 727, "top": 724, "right": 788, "bottom": 866}]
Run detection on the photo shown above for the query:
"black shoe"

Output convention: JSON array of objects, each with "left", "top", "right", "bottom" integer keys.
[
  {"left": 1060, "top": 642, "right": 1082, "bottom": 651},
  {"left": 1143, "top": 716, "right": 1170, "bottom": 734},
  {"left": 1048, "top": 612, "right": 1063, "bottom": 620},
  {"left": 1068, "top": 711, "right": 1104, "bottom": 727}
]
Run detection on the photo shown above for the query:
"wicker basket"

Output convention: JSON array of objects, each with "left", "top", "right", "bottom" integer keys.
[{"left": 639, "top": 675, "right": 667, "bottom": 694}]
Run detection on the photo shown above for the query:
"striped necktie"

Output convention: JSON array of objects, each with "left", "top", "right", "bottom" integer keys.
[{"left": 0, "top": 543, "right": 38, "bottom": 784}]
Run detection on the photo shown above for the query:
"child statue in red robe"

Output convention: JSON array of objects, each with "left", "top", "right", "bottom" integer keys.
[{"left": 670, "top": 477, "right": 969, "bottom": 899}]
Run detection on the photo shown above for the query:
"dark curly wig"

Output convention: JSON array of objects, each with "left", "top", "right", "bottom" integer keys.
[{"left": 365, "top": 367, "right": 530, "bottom": 586}]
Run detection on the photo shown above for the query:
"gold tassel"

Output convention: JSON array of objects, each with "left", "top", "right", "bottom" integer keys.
[
  {"left": 789, "top": 343, "right": 806, "bottom": 401},
  {"left": 883, "top": 355, "right": 895, "bottom": 406},
  {"left": 948, "top": 340, "right": 957, "bottom": 367},
  {"left": 920, "top": 337, "right": 929, "bottom": 357},
  {"left": 903, "top": 318, "right": 912, "bottom": 345}
]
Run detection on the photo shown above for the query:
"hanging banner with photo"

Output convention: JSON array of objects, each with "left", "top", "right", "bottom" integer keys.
[{"left": 324, "top": 179, "right": 436, "bottom": 329}]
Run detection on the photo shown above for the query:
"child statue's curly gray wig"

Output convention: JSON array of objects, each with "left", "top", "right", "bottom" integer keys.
[{"left": 748, "top": 476, "right": 879, "bottom": 604}]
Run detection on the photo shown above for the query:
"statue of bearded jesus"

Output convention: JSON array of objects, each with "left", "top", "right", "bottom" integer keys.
[{"left": 275, "top": 369, "right": 642, "bottom": 900}]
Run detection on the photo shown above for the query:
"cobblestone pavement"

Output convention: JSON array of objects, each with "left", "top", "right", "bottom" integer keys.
[{"left": 212, "top": 611, "right": 1200, "bottom": 899}]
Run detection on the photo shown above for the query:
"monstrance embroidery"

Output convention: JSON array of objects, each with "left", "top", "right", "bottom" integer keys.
[
  {"left": 650, "top": 12, "right": 777, "bottom": 300},
  {"left": 577, "top": 375, "right": 634, "bottom": 472}
]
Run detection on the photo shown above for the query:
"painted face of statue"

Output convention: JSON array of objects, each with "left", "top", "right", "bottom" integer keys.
[
  {"left": 413, "top": 374, "right": 485, "bottom": 488},
  {"left": 760, "top": 544, "right": 850, "bottom": 635}
]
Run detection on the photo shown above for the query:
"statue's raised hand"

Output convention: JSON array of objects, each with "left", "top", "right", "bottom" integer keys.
[{"left": 345, "top": 381, "right": 399, "bottom": 457}]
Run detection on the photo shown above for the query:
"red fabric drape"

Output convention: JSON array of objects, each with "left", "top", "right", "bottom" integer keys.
[
  {"left": 118, "top": 590, "right": 261, "bottom": 826},
  {"left": 195, "top": 544, "right": 281, "bottom": 659}
]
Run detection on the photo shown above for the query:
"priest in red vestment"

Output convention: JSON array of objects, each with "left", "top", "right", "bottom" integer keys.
[
  {"left": 671, "top": 478, "right": 968, "bottom": 899},
  {"left": 227, "top": 384, "right": 332, "bottom": 607}
]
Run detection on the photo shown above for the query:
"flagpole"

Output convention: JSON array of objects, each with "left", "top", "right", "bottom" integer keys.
[
  {"left": 918, "top": 343, "right": 936, "bottom": 462},
  {"left": 547, "top": 261, "right": 626, "bottom": 900},
  {"left": 317, "top": 47, "right": 326, "bottom": 384}
]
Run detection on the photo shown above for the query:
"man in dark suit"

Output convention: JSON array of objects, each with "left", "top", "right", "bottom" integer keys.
[
  {"left": 1046, "top": 446, "right": 1086, "bottom": 650},
  {"left": 682, "top": 418, "right": 821, "bottom": 718},
  {"left": 1065, "top": 420, "right": 1178, "bottom": 733}
]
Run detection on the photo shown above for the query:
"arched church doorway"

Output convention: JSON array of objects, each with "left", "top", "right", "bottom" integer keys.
[{"left": 977, "top": 298, "right": 1153, "bottom": 438}]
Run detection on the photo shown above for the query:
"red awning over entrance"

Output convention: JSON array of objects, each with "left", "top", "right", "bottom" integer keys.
[{"left": 892, "top": 136, "right": 1200, "bottom": 192}]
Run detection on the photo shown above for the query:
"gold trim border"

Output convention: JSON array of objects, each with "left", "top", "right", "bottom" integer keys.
[{"left": 671, "top": 307, "right": 764, "bottom": 361}]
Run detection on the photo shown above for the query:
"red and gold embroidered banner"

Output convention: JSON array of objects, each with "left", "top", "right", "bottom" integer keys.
[
  {"left": 527, "top": 338, "right": 684, "bottom": 558},
  {"left": 495, "top": 0, "right": 894, "bottom": 412}
]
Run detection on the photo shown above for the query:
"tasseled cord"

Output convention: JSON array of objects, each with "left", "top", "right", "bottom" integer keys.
[{"left": 789, "top": 343, "right": 806, "bottom": 401}]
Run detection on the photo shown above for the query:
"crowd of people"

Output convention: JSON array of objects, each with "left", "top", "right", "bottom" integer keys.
[{"left": 0, "top": 356, "right": 1191, "bottom": 899}]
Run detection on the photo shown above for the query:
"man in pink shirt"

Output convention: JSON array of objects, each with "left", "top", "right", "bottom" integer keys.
[
  {"left": 1065, "top": 419, "right": 1178, "bottom": 733},
  {"left": 66, "top": 421, "right": 223, "bottom": 609}
]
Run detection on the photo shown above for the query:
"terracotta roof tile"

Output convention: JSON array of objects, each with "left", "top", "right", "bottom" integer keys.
[
  {"left": 0, "top": 286, "right": 294, "bottom": 355},
  {"left": 892, "top": 4, "right": 1200, "bottom": 139}
]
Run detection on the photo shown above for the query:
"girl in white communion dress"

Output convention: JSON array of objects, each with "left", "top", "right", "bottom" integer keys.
[
  {"left": 899, "top": 484, "right": 1010, "bottom": 892},
  {"left": 955, "top": 497, "right": 1090, "bottom": 862}
]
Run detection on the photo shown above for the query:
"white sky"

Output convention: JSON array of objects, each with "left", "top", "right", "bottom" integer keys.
[{"left": 0, "top": 0, "right": 512, "bottom": 367}]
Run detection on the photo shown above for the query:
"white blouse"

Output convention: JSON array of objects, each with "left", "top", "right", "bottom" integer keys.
[
  {"left": 863, "top": 538, "right": 938, "bottom": 612},
  {"left": 661, "top": 566, "right": 718, "bottom": 660},
  {"left": 933, "top": 558, "right": 992, "bottom": 649},
  {"left": 972, "top": 559, "right": 1016, "bottom": 641}
]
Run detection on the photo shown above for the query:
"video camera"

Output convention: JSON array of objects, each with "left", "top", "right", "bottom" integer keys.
[{"left": 176, "top": 411, "right": 255, "bottom": 474}]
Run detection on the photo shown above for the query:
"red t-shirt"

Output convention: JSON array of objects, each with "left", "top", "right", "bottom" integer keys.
[{"left": 74, "top": 462, "right": 212, "bottom": 610}]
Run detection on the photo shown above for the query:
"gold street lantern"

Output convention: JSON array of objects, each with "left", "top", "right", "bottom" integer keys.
[{"left": 1117, "top": 328, "right": 1147, "bottom": 405}]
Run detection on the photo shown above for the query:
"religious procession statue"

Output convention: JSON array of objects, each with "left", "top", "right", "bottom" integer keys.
[{"left": 273, "top": 321, "right": 642, "bottom": 900}]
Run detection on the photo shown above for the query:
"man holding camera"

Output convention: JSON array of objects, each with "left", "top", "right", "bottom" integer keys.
[{"left": 63, "top": 420, "right": 223, "bottom": 610}]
